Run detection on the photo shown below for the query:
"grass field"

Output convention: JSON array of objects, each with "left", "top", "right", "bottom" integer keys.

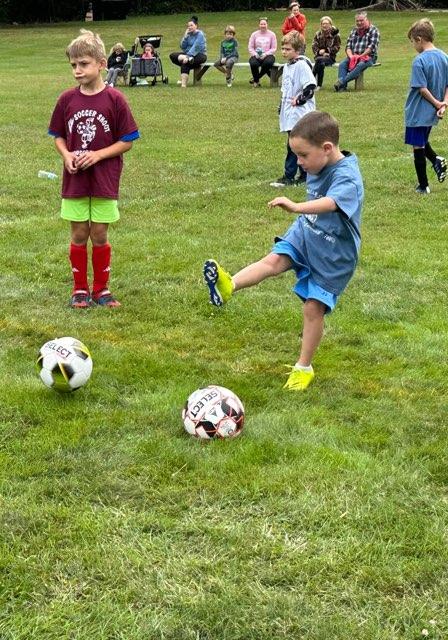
[{"left": 1, "top": 9, "right": 448, "bottom": 640}]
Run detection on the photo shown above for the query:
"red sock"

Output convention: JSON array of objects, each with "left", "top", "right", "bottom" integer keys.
[
  {"left": 92, "top": 243, "right": 112, "bottom": 297},
  {"left": 69, "top": 243, "right": 89, "bottom": 293}
]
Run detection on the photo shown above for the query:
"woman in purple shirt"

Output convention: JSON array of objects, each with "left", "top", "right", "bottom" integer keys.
[{"left": 248, "top": 18, "right": 277, "bottom": 87}]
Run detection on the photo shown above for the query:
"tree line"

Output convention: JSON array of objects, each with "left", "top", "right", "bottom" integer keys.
[{"left": 0, "top": 0, "right": 444, "bottom": 24}]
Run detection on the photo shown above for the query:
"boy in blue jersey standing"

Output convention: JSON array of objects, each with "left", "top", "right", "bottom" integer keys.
[
  {"left": 204, "top": 111, "right": 363, "bottom": 391},
  {"left": 405, "top": 19, "right": 448, "bottom": 194}
]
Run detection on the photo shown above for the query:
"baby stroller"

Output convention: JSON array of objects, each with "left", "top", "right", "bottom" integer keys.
[{"left": 129, "top": 35, "right": 168, "bottom": 86}]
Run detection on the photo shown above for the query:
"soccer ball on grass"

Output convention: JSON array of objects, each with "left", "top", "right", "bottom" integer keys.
[
  {"left": 37, "top": 337, "right": 93, "bottom": 392},
  {"left": 182, "top": 385, "right": 245, "bottom": 439}
]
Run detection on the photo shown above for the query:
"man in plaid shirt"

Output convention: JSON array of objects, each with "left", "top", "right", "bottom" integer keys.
[{"left": 334, "top": 12, "right": 380, "bottom": 92}]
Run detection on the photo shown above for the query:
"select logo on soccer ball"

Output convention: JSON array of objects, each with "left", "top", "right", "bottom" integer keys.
[
  {"left": 43, "top": 340, "right": 73, "bottom": 360},
  {"left": 182, "top": 385, "right": 245, "bottom": 440}
]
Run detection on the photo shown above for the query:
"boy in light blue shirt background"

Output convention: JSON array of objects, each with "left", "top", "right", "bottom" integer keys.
[
  {"left": 404, "top": 19, "right": 448, "bottom": 194},
  {"left": 204, "top": 111, "right": 363, "bottom": 392}
]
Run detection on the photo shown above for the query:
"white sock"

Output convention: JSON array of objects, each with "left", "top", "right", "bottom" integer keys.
[{"left": 294, "top": 363, "right": 313, "bottom": 373}]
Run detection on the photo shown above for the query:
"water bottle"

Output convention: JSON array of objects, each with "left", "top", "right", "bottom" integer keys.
[{"left": 38, "top": 170, "right": 58, "bottom": 180}]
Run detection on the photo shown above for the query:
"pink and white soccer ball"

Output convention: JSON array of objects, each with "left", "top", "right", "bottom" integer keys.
[{"left": 182, "top": 385, "right": 245, "bottom": 440}]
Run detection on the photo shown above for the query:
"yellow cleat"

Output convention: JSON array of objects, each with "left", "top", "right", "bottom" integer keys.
[
  {"left": 203, "top": 259, "right": 234, "bottom": 306},
  {"left": 283, "top": 366, "right": 315, "bottom": 391}
]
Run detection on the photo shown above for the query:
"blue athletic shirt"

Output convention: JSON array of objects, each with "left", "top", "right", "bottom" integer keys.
[
  {"left": 278, "top": 152, "right": 363, "bottom": 295},
  {"left": 405, "top": 48, "right": 448, "bottom": 127}
]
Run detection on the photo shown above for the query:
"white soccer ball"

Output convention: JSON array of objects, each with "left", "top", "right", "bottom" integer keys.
[
  {"left": 182, "top": 385, "right": 245, "bottom": 440},
  {"left": 37, "top": 337, "right": 93, "bottom": 392}
]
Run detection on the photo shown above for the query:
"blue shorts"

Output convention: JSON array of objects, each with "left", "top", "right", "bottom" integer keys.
[
  {"left": 405, "top": 126, "right": 432, "bottom": 147},
  {"left": 272, "top": 239, "right": 338, "bottom": 314}
]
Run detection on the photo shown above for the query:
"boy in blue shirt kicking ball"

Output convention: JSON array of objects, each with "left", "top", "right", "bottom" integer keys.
[
  {"left": 405, "top": 19, "right": 448, "bottom": 194},
  {"left": 204, "top": 111, "right": 363, "bottom": 391}
]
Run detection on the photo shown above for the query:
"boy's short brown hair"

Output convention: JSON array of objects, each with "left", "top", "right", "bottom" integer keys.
[
  {"left": 281, "top": 30, "right": 305, "bottom": 53},
  {"left": 407, "top": 19, "right": 435, "bottom": 43},
  {"left": 290, "top": 111, "right": 340, "bottom": 146},
  {"left": 66, "top": 29, "right": 106, "bottom": 61}
]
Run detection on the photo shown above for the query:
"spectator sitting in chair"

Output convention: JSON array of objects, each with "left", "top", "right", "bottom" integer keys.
[
  {"left": 334, "top": 12, "right": 380, "bottom": 92},
  {"left": 169, "top": 16, "right": 207, "bottom": 88},
  {"left": 105, "top": 39, "right": 138, "bottom": 87}
]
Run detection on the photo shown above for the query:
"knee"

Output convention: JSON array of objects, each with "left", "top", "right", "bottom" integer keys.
[
  {"left": 262, "top": 253, "right": 289, "bottom": 274},
  {"left": 90, "top": 228, "right": 108, "bottom": 246},
  {"left": 303, "top": 299, "right": 326, "bottom": 321}
]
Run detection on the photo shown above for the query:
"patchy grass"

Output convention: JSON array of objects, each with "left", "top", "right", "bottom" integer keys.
[{"left": 0, "top": 9, "right": 448, "bottom": 640}]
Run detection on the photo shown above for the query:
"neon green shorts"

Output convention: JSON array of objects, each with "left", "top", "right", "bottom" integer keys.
[{"left": 61, "top": 197, "right": 120, "bottom": 223}]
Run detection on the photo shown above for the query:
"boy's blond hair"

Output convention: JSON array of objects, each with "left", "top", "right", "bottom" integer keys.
[
  {"left": 225, "top": 25, "right": 236, "bottom": 35},
  {"left": 66, "top": 29, "right": 106, "bottom": 61},
  {"left": 407, "top": 19, "right": 435, "bottom": 43},
  {"left": 281, "top": 30, "right": 305, "bottom": 53},
  {"left": 290, "top": 111, "right": 340, "bottom": 147}
]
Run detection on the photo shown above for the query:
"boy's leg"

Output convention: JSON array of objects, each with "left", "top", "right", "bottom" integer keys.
[
  {"left": 214, "top": 61, "right": 226, "bottom": 74},
  {"left": 204, "top": 253, "right": 292, "bottom": 306},
  {"left": 69, "top": 221, "right": 91, "bottom": 308},
  {"left": 425, "top": 142, "right": 447, "bottom": 183},
  {"left": 298, "top": 299, "right": 326, "bottom": 366},
  {"left": 90, "top": 199, "right": 120, "bottom": 306},
  {"left": 284, "top": 137, "right": 298, "bottom": 182},
  {"left": 284, "top": 298, "right": 326, "bottom": 391},
  {"left": 413, "top": 146, "right": 429, "bottom": 192}
]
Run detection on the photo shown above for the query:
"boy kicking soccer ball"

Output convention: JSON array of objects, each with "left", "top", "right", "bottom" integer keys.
[
  {"left": 48, "top": 29, "right": 139, "bottom": 308},
  {"left": 204, "top": 111, "right": 363, "bottom": 391}
]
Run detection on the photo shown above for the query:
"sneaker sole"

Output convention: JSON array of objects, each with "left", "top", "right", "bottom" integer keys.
[{"left": 203, "top": 260, "right": 223, "bottom": 306}]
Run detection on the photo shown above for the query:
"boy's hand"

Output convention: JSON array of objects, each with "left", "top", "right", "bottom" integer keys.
[
  {"left": 268, "top": 197, "right": 298, "bottom": 212},
  {"left": 64, "top": 152, "right": 78, "bottom": 174},
  {"left": 437, "top": 103, "right": 446, "bottom": 118},
  {"left": 75, "top": 150, "right": 101, "bottom": 170}
]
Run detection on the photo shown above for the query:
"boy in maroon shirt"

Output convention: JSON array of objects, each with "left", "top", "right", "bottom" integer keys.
[{"left": 49, "top": 29, "right": 139, "bottom": 307}]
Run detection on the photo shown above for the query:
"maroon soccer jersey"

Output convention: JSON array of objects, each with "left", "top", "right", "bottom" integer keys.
[{"left": 49, "top": 86, "right": 138, "bottom": 199}]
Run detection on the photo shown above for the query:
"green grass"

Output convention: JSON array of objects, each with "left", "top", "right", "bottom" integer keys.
[{"left": 1, "top": 9, "right": 448, "bottom": 639}]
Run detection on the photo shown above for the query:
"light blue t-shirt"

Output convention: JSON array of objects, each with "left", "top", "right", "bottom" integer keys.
[
  {"left": 181, "top": 31, "right": 207, "bottom": 57},
  {"left": 278, "top": 153, "right": 363, "bottom": 295},
  {"left": 405, "top": 48, "right": 448, "bottom": 127}
]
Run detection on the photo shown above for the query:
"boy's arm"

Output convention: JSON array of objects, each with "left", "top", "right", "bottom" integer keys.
[
  {"left": 268, "top": 196, "right": 337, "bottom": 215},
  {"left": 54, "top": 136, "right": 78, "bottom": 174},
  {"left": 75, "top": 140, "right": 133, "bottom": 170},
  {"left": 418, "top": 86, "right": 446, "bottom": 112}
]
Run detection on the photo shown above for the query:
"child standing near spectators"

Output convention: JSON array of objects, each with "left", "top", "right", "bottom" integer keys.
[
  {"left": 214, "top": 25, "right": 239, "bottom": 88},
  {"left": 48, "top": 29, "right": 139, "bottom": 308},
  {"left": 270, "top": 31, "right": 316, "bottom": 188},
  {"left": 405, "top": 19, "right": 448, "bottom": 194},
  {"left": 204, "top": 111, "right": 364, "bottom": 391}
]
